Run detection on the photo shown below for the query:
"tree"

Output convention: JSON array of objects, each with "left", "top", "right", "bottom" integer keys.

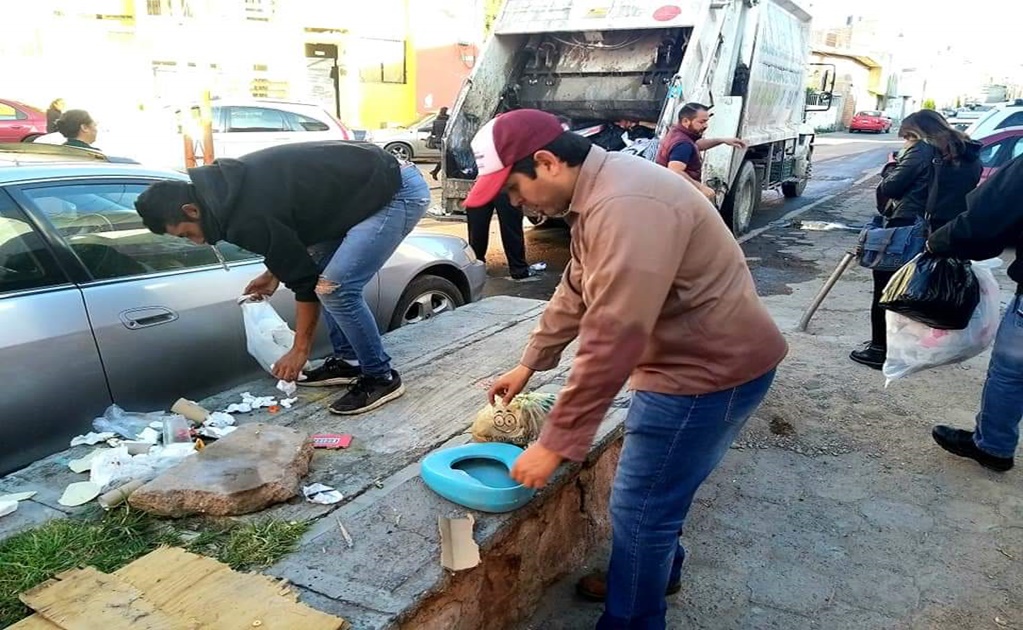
[{"left": 922, "top": 99, "right": 937, "bottom": 110}]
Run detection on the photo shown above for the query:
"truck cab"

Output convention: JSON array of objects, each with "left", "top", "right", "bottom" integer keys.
[{"left": 441, "top": 0, "right": 831, "bottom": 235}]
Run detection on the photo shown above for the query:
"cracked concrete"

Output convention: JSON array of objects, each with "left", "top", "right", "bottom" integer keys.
[{"left": 524, "top": 180, "right": 1023, "bottom": 629}]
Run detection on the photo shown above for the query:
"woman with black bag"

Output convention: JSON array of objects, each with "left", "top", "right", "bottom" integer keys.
[{"left": 851, "top": 110, "right": 982, "bottom": 369}]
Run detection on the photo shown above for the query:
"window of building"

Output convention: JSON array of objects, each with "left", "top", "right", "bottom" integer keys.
[
  {"left": 358, "top": 38, "right": 407, "bottom": 84},
  {"left": 245, "top": 0, "right": 275, "bottom": 21},
  {"left": 20, "top": 183, "right": 258, "bottom": 281},
  {"left": 0, "top": 191, "right": 68, "bottom": 295}
]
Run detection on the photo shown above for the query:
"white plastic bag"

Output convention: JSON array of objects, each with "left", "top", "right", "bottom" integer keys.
[
  {"left": 240, "top": 297, "right": 305, "bottom": 375},
  {"left": 883, "top": 259, "right": 1002, "bottom": 386}
]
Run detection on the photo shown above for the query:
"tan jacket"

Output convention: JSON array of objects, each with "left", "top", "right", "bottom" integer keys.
[{"left": 521, "top": 147, "right": 788, "bottom": 462}]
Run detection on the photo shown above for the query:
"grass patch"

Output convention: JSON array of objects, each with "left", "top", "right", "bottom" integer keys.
[{"left": 0, "top": 509, "right": 309, "bottom": 626}]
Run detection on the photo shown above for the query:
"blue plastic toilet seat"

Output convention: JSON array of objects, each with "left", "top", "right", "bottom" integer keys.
[{"left": 420, "top": 442, "right": 537, "bottom": 513}]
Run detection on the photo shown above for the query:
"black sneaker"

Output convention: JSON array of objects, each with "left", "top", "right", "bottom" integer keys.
[
  {"left": 932, "top": 426, "right": 1014, "bottom": 472},
  {"left": 329, "top": 370, "right": 405, "bottom": 415},
  {"left": 299, "top": 357, "right": 362, "bottom": 387},
  {"left": 849, "top": 343, "right": 885, "bottom": 370}
]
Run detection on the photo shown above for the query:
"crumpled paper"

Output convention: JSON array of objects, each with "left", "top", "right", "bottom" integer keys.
[
  {"left": 204, "top": 412, "right": 236, "bottom": 428},
  {"left": 277, "top": 379, "right": 297, "bottom": 396},
  {"left": 302, "top": 483, "right": 344, "bottom": 505},
  {"left": 198, "top": 425, "right": 238, "bottom": 439},
  {"left": 89, "top": 443, "right": 196, "bottom": 490},
  {"left": 70, "top": 431, "right": 116, "bottom": 447}
]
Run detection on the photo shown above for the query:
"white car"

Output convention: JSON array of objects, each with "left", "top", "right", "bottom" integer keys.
[
  {"left": 368, "top": 113, "right": 440, "bottom": 162},
  {"left": 964, "top": 100, "right": 1023, "bottom": 139}
]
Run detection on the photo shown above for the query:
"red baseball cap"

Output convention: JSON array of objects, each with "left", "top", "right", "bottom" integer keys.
[{"left": 464, "top": 109, "right": 566, "bottom": 208}]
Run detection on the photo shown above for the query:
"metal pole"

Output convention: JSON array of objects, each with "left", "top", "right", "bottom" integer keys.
[{"left": 797, "top": 251, "right": 856, "bottom": 332}]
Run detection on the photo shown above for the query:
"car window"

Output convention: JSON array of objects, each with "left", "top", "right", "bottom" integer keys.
[
  {"left": 225, "top": 107, "right": 288, "bottom": 132},
  {"left": 285, "top": 111, "right": 330, "bottom": 132},
  {"left": 0, "top": 190, "right": 69, "bottom": 294},
  {"left": 978, "top": 139, "right": 1012, "bottom": 168},
  {"left": 0, "top": 104, "right": 21, "bottom": 121},
  {"left": 856, "top": 111, "right": 881, "bottom": 117},
  {"left": 995, "top": 111, "right": 1023, "bottom": 130},
  {"left": 20, "top": 182, "right": 260, "bottom": 281},
  {"left": 1011, "top": 138, "right": 1023, "bottom": 162}
]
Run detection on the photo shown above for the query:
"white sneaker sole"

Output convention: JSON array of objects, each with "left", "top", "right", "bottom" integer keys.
[
  {"left": 297, "top": 376, "right": 358, "bottom": 387},
  {"left": 329, "top": 383, "right": 406, "bottom": 415}
]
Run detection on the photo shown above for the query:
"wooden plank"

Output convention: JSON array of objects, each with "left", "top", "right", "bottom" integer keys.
[
  {"left": 20, "top": 567, "right": 185, "bottom": 630},
  {"left": 114, "top": 548, "right": 347, "bottom": 630},
  {"left": 4, "top": 615, "right": 62, "bottom": 629}
]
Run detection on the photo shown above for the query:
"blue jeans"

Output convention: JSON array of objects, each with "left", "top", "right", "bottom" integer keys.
[
  {"left": 973, "top": 295, "right": 1023, "bottom": 458},
  {"left": 597, "top": 370, "right": 777, "bottom": 630},
  {"left": 306, "top": 166, "right": 429, "bottom": 377}
]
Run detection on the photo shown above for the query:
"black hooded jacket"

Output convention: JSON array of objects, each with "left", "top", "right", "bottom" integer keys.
[
  {"left": 188, "top": 141, "right": 401, "bottom": 302},
  {"left": 878, "top": 139, "right": 982, "bottom": 229},
  {"left": 928, "top": 153, "right": 1023, "bottom": 292}
]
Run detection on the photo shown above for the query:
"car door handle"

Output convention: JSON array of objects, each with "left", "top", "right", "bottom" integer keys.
[{"left": 120, "top": 307, "right": 179, "bottom": 330}]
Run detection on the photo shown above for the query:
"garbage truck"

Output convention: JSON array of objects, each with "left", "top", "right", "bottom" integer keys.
[{"left": 439, "top": 0, "right": 834, "bottom": 235}]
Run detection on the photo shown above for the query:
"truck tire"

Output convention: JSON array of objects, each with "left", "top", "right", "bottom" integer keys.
[
  {"left": 783, "top": 152, "right": 812, "bottom": 198},
  {"left": 722, "top": 161, "right": 759, "bottom": 236}
]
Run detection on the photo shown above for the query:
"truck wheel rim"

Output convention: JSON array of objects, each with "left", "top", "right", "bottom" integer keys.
[{"left": 736, "top": 176, "right": 755, "bottom": 233}]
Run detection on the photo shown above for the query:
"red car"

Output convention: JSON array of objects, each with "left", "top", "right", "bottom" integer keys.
[
  {"left": 850, "top": 110, "right": 892, "bottom": 134},
  {"left": 881, "top": 127, "right": 1023, "bottom": 185},
  {"left": 0, "top": 99, "right": 48, "bottom": 143}
]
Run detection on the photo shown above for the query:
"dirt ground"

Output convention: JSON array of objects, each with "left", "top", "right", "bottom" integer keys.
[{"left": 524, "top": 180, "right": 1023, "bottom": 629}]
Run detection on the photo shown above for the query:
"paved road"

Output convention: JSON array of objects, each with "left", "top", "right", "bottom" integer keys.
[{"left": 414, "top": 132, "right": 902, "bottom": 302}]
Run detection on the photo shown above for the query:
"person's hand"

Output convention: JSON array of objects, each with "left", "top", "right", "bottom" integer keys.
[
  {"left": 510, "top": 442, "right": 564, "bottom": 489},
  {"left": 245, "top": 271, "right": 280, "bottom": 299},
  {"left": 724, "top": 138, "right": 748, "bottom": 149},
  {"left": 699, "top": 183, "right": 717, "bottom": 202},
  {"left": 272, "top": 347, "right": 309, "bottom": 382},
  {"left": 488, "top": 364, "right": 535, "bottom": 405}
]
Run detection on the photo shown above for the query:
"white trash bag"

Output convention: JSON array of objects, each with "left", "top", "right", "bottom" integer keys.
[
  {"left": 883, "top": 259, "right": 1002, "bottom": 386},
  {"left": 239, "top": 297, "right": 309, "bottom": 375}
]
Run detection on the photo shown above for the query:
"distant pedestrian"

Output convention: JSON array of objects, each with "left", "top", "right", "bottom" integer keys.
[
  {"left": 429, "top": 107, "right": 449, "bottom": 181},
  {"left": 46, "top": 98, "right": 64, "bottom": 134},
  {"left": 56, "top": 110, "right": 100, "bottom": 151},
  {"left": 466, "top": 191, "right": 541, "bottom": 281},
  {"left": 928, "top": 153, "right": 1023, "bottom": 472},
  {"left": 851, "top": 109, "right": 981, "bottom": 370}
]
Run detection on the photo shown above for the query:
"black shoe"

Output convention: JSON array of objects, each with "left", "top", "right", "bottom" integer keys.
[
  {"left": 849, "top": 344, "right": 885, "bottom": 370},
  {"left": 329, "top": 370, "right": 405, "bottom": 415},
  {"left": 299, "top": 357, "right": 362, "bottom": 387},
  {"left": 932, "top": 426, "right": 1014, "bottom": 472},
  {"left": 575, "top": 571, "right": 682, "bottom": 603}
]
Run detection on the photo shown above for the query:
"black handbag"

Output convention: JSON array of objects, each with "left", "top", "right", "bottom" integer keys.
[{"left": 857, "top": 155, "right": 943, "bottom": 272}]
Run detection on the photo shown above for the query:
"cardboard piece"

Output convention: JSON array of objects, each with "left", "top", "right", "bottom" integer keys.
[
  {"left": 15, "top": 547, "right": 349, "bottom": 629},
  {"left": 438, "top": 515, "right": 481, "bottom": 571},
  {"left": 171, "top": 398, "right": 210, "bottom": 424}
]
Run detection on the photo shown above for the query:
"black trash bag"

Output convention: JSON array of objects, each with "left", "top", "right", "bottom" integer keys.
[{"left": 879, "top": 254, "right": 980, "bottom": 330}]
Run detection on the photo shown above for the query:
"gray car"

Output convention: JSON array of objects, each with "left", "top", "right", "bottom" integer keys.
[
  {"left": 369, "top": 113, "right": 440, "bottom": 162},
  {"left": 0, "top": 144, "right": 485, "bottom": 474}
]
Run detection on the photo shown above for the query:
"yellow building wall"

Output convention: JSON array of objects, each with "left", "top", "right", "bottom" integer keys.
[{"left": 356, "top": 1, "right": 418, "bottom": 129}]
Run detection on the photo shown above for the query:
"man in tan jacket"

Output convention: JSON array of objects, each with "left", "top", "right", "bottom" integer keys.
[{"left": 466, "top": 109, "right": 787, "bottom": 629}]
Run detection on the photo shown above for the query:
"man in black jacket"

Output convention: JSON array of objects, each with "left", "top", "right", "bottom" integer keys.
[
  {"left": 135, "top": 141, "right": 430, "bottom": 415},
  {"left": 928, "top": 153, "right": 1023, "bottom": 472}
]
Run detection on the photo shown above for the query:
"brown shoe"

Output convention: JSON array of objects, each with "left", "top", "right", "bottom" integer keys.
[{"left": 575, "top": 571, "right": 682, "bottom": 603}]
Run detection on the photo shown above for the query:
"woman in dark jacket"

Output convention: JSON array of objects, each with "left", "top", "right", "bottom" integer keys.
[
  {"left": 55, "top": 109, "right": 100, "bottom": 151},
  {"left": 851, "top": 109, "right": 982, "bottom": 369}
]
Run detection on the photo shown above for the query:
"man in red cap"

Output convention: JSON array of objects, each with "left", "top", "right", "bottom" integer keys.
[{"left": 478, "top": 109, "right": 787, "bottom": 628}]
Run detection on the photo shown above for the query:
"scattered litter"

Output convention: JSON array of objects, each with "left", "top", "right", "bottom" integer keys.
[
  {"left": 0, "top": 492, "right": 36, "bottom": 503},
  {"left": 59, "top": 481, "right": 102, "bottom": 507},
  {"left": 69, "top": 449, "right": 103, "bottom": 473},
  {"left": 995, "top": 617, "right": 1009, "bottom": 627},
  {"left": 149, "top": 421, "right": 163, "bottom": 429},
  {"left": 163, "top": 415, "right": 193, "bottom": 445},
  {"left": 171, "top": 398, "right": 211, "bottom": 423},
  {"left": 138, "top": 427, "right": 162, "bottom": 445},
  {"left": 93, "top": 405, "right": 183, "bottom": 440},
  {"left": 242, "top": 392, "right": 278, "bottom": 409},
  {"left": 268, "top": 405, "right": 280, "bottom": 414},
  {"left": 204, "top": 412, "right": 236, "bottom": 428},
  {"left": 438, "top": 514, "right": 480, "bottom": 571},
  {"left": 0, "top": 501, "right": 17, "bottom": 518},
  {"left": 198, "top": 425, "right": 238, "bottom": 440},
  {"left": 123, "top": 441, "right": 154, "bottom": 455},
  {"left": 997, "top": 548, "right": 1015, "bottom": 561},
  {"left": 796, "top": 220, "right": 859, "bottom": 232},
  {"left": 312, "top": 433, "right": 353, "bottom": 450},
  {"left": 98, "top": 479, "right": 145, "bottom": 509},
  {"left": 276, "top": 379, "right": 297, "bottom": 396},
  {"left": 225, "top": 402, "right": 253, "bottom": 414},
  {"left": 335, "top": 516, "right": 354, "bottom": 548},
  {"left": 280, "top": 397, "right": 298, "bottom": 409},
  {"left": 373, "top": 479, "right": 385, "bottom": 489},
  {"left": 90, "top": 443, "right": 197, "bottom": 490},
  {"left": 70, "top": 431, "right": 116, "bottom": 447},
  {"left": 303, "top": 483, "right": 344, "bottom": 505}
]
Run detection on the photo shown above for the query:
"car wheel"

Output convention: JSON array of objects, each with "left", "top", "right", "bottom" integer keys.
[
  {"left": 722, "top": 161, "right": 759, "bottom": 236},
  {"left": 21, "top": 135, "right": 41, "bottom": 143},
  {"left": 388, "top": 275, "right": 465, "bottom": 330},
  {"left": 385, "top": 142, "right": 413, "bottom": 162}
]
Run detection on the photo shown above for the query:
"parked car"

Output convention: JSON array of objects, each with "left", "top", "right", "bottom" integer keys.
[
  {"left": 849, "top": 111, "right": 891, "bottom": 134},
  {"left": 367, "top": 113, "right": 441, "bottom": 162},
  {"left": 963, "top": 100, "right": 1023, "bottom": 139},
  {"left": 0, "top": 99, "right": 48, "bottom": 143},
  {"left": 880, "top": 126, "right": 1023, "bottom": 185},
  {"left": 0, "top": 143, "right": 486, "bottom": 474}
]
